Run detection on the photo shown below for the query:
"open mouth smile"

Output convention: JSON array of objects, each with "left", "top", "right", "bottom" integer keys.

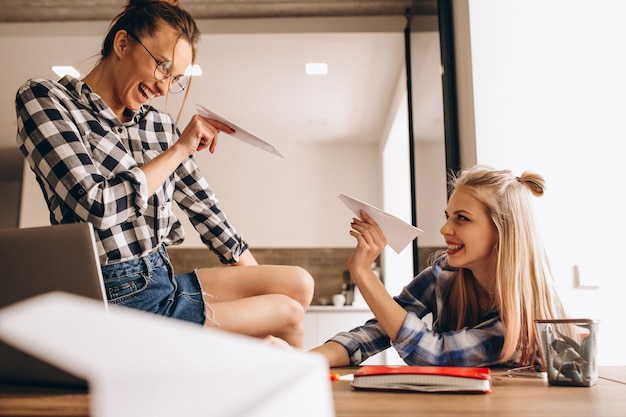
[
  {"left": 138, "top": 83, "right": 156, "bottom": 100},
  {"left": 446, "top": 243, "right": 464, "bottom": 254}
]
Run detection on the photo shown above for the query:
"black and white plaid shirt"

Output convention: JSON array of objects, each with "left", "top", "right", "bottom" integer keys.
[{"left": 16, "top": 76, "right": 248, "bottom": 266}]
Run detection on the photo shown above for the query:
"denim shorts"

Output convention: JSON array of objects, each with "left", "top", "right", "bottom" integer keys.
[{"left": 100, "top": 244, "right": 206, "bottom": 325}]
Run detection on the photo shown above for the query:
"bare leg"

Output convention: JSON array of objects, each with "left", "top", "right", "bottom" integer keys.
[
  {"left": 207, "top": 294, "right": 305, "bottom": 347},
  {"left": 196, "top": 265, "right": 314, "bottom": 348}
]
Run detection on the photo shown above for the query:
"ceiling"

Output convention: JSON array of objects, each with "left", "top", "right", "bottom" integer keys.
[
  {"left": 0, "top": 0, "right": 442, "bottom": 175},
  {"left": 0, "top": 0, "right": 436, "bottom": 22}
]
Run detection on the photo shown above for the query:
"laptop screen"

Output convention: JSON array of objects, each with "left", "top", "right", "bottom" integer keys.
[{"left": 0, "top": 222, "right": 107, "bottom": 386}]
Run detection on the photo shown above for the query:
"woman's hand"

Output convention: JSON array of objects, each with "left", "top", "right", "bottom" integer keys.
[
  {"left": 345, "top": 211, "right": 406, "bottom": 342},
  {"left": 176, "top": 114, "right": 235, "bottom": 156},
  {"left": 347, "top": 210, "right": 387, "bottom": 278},
  {"left": 141, "top": 115, "right": 235, "bottom": 195}
]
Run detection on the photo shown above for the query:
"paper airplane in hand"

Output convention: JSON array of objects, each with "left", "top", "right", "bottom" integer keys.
[
  {"left": 196, "top": 104, "right": 284, "bottom": 158},
  {"left": 339, "top": 193, "right": 424, "bottom": 254}
]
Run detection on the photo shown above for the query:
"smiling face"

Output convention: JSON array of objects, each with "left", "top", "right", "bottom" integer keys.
[
  {"left": 113, "top": 24, "right": 192, "bottom": 113},
  {"left": 440, "top": 188, "right": 499, "bottom": 282}
]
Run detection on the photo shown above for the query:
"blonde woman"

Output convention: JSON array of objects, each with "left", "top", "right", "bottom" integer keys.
[
  {"left": 312, "top": 165, "right": 566, "bottom": 366},
  {"left": 15, "top": 0, "right": 313, "bottom": 347}
]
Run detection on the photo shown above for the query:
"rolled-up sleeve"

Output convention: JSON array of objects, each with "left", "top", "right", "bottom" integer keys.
[
  {"left": 173, "top": 155, "right": 248, "bottom": 264},
  {"left": 328, "top": 318, "right": 391, "bottom": 366}
]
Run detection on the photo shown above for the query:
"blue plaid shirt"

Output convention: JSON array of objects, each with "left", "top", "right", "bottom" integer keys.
[
  {"left": 16, "top": 76, "right": 248, "bottom": 265},
  {"left": 329, "top": 255, "right": 506, "bottom": 366}
]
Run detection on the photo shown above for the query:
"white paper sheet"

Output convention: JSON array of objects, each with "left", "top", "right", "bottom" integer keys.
[
  {"left": 197, "top": 104, "right": 284, "bottom": 158},
  {"left": 0, "top": 292, "right": 333, "bottom": 417},
  {"left": 338, "top": 193, "right": 424, "bottom": 254}
]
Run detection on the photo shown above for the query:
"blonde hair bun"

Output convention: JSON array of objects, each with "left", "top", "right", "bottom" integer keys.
[{"left": 517, "top": 172, "right": 545, "bottom": 197}]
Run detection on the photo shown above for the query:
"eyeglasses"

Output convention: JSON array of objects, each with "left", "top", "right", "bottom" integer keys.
[{"left": 128, "top": 32, "right": 188, "bottom": 94}]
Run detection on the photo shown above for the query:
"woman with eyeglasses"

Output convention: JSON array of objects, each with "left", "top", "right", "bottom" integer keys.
[{"left": 15, "top": 0, "right": 313, "bottom": 347}]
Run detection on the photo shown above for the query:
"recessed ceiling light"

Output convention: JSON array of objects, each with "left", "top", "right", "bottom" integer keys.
[
  {"left": 185, "top": 64, "right": 203, "bottom": 76},
  {"left": 305, "top": 63, "right": 328, "bottom": 75},
  {"left": 52, "top": 66, "right": 80, "bottom": 78}
]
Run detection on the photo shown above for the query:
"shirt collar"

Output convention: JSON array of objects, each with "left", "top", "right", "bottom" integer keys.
[
  {"left": 58, "top": 75, "right": 147, "bottom": 125},
  {"left": 58, "top": 75, "right": 91, "bottom": 101}
]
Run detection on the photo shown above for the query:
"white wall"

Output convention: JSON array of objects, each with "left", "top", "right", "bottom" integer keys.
[
  {"left": 381, "top": 72, "right": 413, "bottom": 298},
  {"left": 380, "top": 28, "right": 448, "bottom": 297},
  {"left": 19, "top": 139, "right": 380, "bottom": 248},
  {"left": 409, "top": 30, "right": 447, "bottom": 249},
  {"left": 173, "top": 140, "right": 380, "bottom": 248},
  {"left": 455, "top": 0, "right": 626, "bottom": 365}
]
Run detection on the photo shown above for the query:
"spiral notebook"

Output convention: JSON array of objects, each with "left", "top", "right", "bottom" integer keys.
[{"left": 351, "top": 365, "right": 492, "bottom": 393}]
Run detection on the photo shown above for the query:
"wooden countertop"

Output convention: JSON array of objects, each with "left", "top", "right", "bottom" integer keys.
[{"left": 1, "top": 367, "right": 624, "bottom": 416}]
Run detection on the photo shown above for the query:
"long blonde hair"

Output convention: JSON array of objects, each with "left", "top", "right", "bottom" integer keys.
[{"left": 442, "top": 165, "right": 566, "bottom": 365}]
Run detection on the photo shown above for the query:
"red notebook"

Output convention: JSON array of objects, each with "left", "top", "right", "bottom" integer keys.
[{"left": 351, "top": 365, "right": 492, "bottom": 393}]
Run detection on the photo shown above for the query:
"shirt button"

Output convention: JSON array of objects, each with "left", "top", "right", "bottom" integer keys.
[{"left": 117, "top": 127, "right": 123, "bottom": 133}]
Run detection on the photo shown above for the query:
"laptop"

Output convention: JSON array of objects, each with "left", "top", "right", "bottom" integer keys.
[{"left": 0, "top": 222, "right": 108, "bottom": 387}]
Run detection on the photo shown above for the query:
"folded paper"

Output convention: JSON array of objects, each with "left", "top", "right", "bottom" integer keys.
[
  {"left": 197, "top": 104, "right": 284, "bottom": 158},
  {"left": 0, "top": 292, "right": 333, "bottom": 417},
  {"left": 339, "top": 193, "right": 423, "bottom": 254}
]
